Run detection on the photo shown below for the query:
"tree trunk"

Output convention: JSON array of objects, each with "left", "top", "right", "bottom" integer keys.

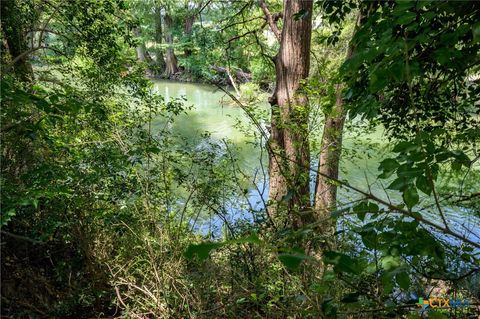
[
  {"left": 135, "top": 43, "right": 146, "bottom": 62},
  {"left": 1, "top": 0, "right": 34, "bottom": 82},
  {"left": 314, "top": 14, "right": 363, "bottom": 237},
  {"left": 314, "top": 85, "right": 346, "bottom": 236},
  {"left": 163, "top": 14, "right": 179, "bottom": 78},
  {"left": 183, "top": 15, "right": 195, "bottom": 57},
  {"left": 133, "top": 28, "right": 152, "bottom": 64},
  {"left": 154, "top": 5, "right": 165, "bottom": 72},
  {"left": 268, "top": 0, "right": 313, "bottom": 227}
]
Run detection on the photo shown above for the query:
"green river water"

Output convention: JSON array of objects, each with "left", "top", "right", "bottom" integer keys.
[
  {"left": 151, "top": 80, "right": 479, "bottom": 243},
  {"left": 151, "top": 79, "right": 388, "bottom": 195}
]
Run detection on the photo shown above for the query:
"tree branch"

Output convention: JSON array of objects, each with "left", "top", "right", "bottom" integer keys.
[
  {"left": 1, "top": 230, "right": 44, "bottom": 245},
  {"left": 258, "top": 0, "right": 281, "bottom": 41},
  {"left": 215, "top": 86, "right": 480, "bottom": 250}
]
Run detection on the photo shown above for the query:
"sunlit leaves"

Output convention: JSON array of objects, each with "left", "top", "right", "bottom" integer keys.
[
  {"left": 0, "top": 209, "right": 16, "bottom": 227},
  {"left": 338, "top": 0, "right": 480, "bottom": 143}
]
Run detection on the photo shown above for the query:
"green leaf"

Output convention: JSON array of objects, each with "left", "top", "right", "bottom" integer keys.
[
  {"left": 232, "top": 233, "right": 263, "bottom": 245},
  {"left": 396, "top": 12, "right": 416, "bottom": 25},
  {"left": 381, "top": 272, "right": 394, "bottom": 294},
  {"left": 0, "top": 208, "right": 16, "bottom": 226},
  {"left": 369, "top": 69, "right": 389, "bottom": 92},
  {"left": 360, "top": 229, "right": 377, "bottom": 249},
  {"left": 278, "top": 250, "right": 310, "bottom": 271},
  {"left": 378, "top": 158, "right": 399, "bottom": 178},
  {"left": 392, "top": 141, "right": 418, "bottom": 153},
  {"left": 380, "top": 255, "right": 401, "bottom": 270},
  {"left": 397, "top": 164, "right": 423, "bottom": 177},
  {"left": 387, "top": 177, "right": 410, "bottom": 191},
  {"left": 323, "top": 251, "right": 363, "bottom": 274},
  {"left": 434, "top": 48, "right": 452, "bottom": 65},
  {"left": 379, "top": 158, "right": 399, "bottom": 171},
  {"left": 310, "top": 282, "right": 330, "bottom": 293},
  {"left": 473, "top": 23, "right": 480, "bottom": 43},
  {"left": 451, "top": 150, "right": 470, "bottom": 166},
  {"left": 403, "top": 186, "right": 419, "bottom": 209},
  {"left": 184, "top": 242, "right": 224, "bottom": 261},
  {"left": 396, "top": 272, "right": 410, "bottom": 290},
  {"left": 353, "top": 201, "right": 368, "bottom": 221},
  {"left": 415, "top": 175, "right": 432, "bottom": 195},
  {"left": 451, "top": 161, "right": 462, "bottom": 172},
  {"left": 368, "top": 202, "right": 379, "bottom": 213}
]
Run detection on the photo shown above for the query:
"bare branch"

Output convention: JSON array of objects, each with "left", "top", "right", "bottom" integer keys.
[{"left": 1, "top": 230, "right": 44, "bottom": 245}]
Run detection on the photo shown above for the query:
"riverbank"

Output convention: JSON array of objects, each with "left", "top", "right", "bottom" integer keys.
[{"left": 144, "top": 64, "right": 270, "bottom": 94}]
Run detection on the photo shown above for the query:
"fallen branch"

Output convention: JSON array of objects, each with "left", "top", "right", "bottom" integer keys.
[
  {"left": 0, "top": 230, "right": 44, "bottom": 245},
  {"left": 211, "top": 65, "right": 252, "bottom": 84}
]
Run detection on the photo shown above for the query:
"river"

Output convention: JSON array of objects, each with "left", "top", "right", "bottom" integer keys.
[{"left": 152, "top": 79, "right": 480, "bottom": 246}]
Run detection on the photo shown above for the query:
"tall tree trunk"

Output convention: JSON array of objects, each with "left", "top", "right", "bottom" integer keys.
[
  {"left": 1, "top": 0, "right": 34, "bottom": 82},
  {"left": 268, "top": 0, "right": 313, "bottom": 227},
  {"left": 133, "top": 28, "right": 152, "bottom": 64},
  {"left": 154, "top": 5, "right": 165, "bottom": 72},
  {"left": 163, "top": 14, "right": 179, "bottom": 78},
  {"left": 183, "top": 15, "right": 195, "bottom": 57},
  {"left": 314, "top": 14, "right": 363, "bottom": 237},
  {"left": 314, "top": 85, "right": 346, "bottom": 236}
]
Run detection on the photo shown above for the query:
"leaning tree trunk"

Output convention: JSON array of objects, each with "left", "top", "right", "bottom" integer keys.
[
  {"left": 163, "top": 14, "right": 179, "bottom": 78},
  {"left": 154, "top": 5, "right": 165, "bottom": 72},
  {"left": 268, "top": 0, "right": 313, "bottom": 228},
  {"left": 1, "top": 0, "right": 34, "bottom": 82}
]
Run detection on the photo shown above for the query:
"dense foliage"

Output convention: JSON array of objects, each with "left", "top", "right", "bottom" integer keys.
[{"left": 1, "top": 0, "right": 479, "bottom": 318}]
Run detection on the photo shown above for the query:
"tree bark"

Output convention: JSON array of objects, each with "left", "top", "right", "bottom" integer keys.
[
  {"left": 267, "top": 0, "right": 313, "bottom": 227},
  {"left": 183, "top": 15, "right": 195, "bottom": 57},
  {"left": 1, "top": 0, "right": 34, "bottom": 82},
  {"left": 314, "top": 14, "right": 363, "bottom": 237},
  {"left": 134, "top": 28, "right": 152, "bottom": 64},
  {"left": 314, "top": 85, "right": 346, "bottom": 235},
  {"left": 163, "top": 14, "right": 179, "bottom": 78},
  {"left": 154, "top": 5, "right": 165, "bottom": 71}
]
